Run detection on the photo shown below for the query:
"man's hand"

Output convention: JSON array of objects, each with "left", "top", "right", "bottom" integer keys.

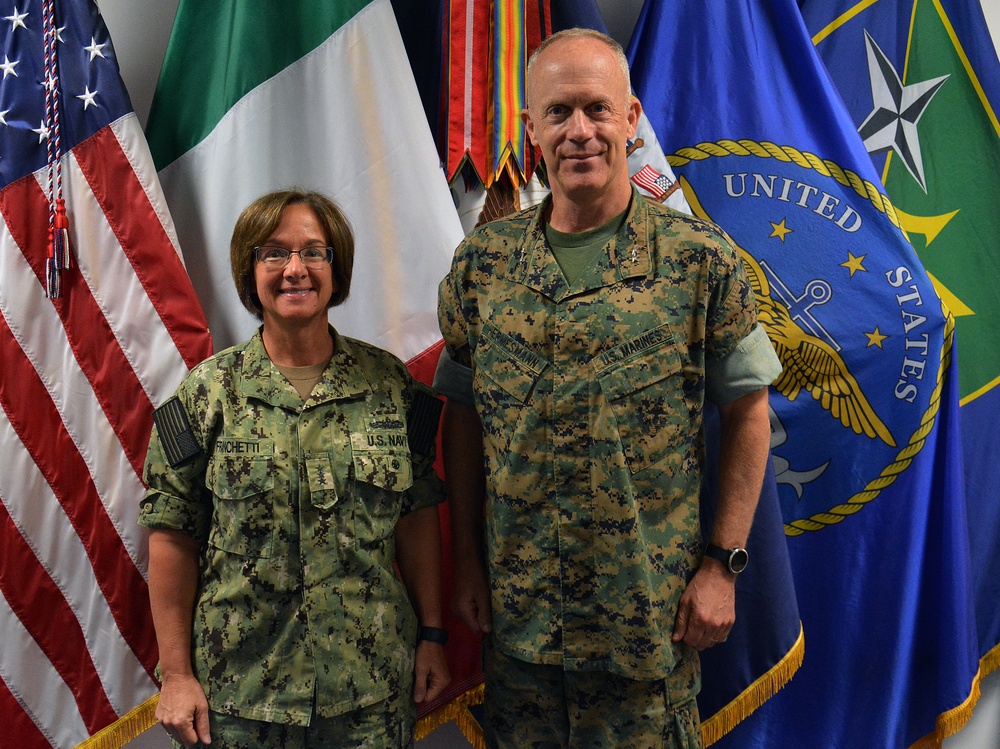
[
  {"left": 672, "top": 562, "right": 736, "bottom": 651},
  {"left": 452, "top": 557, "right": 493, "bottom": 635},
  {"left": 413, "top": 641, "right": 451, "bottom": 704},
  {"left": 439, "top": 399, "right": 492, "bottom": 635},
  {"left": 156, "top": 674, "right": 211, "bottom": 747},
  {"left": 674, "top": 386, "right": 770, "bottom": 651}
]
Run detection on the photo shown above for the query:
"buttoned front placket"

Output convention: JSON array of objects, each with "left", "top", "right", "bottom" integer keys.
[
  {"left": 296, "top": 345, "right": 375, "bottom": 715},
  {"left": 233, "top": 342, "right": 321, "bottom": 721},
  {"left": 497, "top": 203, "right": 656, "bottom": 664}
]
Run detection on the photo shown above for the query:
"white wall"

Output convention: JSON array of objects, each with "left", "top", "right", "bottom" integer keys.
[{"left": 98, "top": 0, "right": 1000, "bottom": 747}]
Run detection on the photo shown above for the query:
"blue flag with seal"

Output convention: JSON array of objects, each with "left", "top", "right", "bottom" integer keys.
[
  {"left": 629, "top": 0, "right": 978, "bottom": 746},
  {"left": 799, "top": 0, "right": 1000, "bottom": 682}
]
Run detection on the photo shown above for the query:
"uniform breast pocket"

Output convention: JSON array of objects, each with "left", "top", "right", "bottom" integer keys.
[
  {"left": 351, "top": 434, "right": 413, "bottom": 548},
  {"left": 472, "top": 324, "right": 546, "bottom": 451},
  {"left": 596, "top": 328, "right": 687, "bottom": 474},
  {"left": 207, "top": 455, "right": 275, "bottom": 557}
]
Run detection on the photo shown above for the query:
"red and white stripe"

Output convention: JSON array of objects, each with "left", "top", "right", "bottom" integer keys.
[
  {"left": 444, "top": 0, "right": 492, "bottom": 184},
  {"left": 0, "top": 112, "right": 211, "bottom": 746}
]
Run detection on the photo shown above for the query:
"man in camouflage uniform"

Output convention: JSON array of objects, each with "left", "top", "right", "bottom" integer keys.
[{"left": 435, "top": 29, "right": 781, "bottom": 748}]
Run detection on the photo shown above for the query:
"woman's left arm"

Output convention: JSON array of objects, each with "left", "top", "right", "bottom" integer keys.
[{"left": 395, "top": 505, "right": 450, "bottom": 704}]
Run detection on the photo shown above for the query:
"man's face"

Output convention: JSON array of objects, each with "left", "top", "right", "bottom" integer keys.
[{"left": 522, "top": 37, "right": 640, "bottom": 206}]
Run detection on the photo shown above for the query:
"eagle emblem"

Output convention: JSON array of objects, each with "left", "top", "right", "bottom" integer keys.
[
  {"left": 678, "top": 174, "right": 895, "bottom": 449},
  {"left": 740, "top": 248, "right": 896, "bottom": 448}
]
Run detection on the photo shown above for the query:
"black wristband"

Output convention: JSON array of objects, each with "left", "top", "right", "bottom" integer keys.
[{"left": 416, "top": 625, "right": 449, "bottom": 646}]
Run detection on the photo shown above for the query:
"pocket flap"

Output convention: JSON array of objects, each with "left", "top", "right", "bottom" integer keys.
[
  {"left": 595, "top": 326, "right": 682, "bottom": 400},
  {"left": 350, "top": 433, "right": 414, "bottom": 492},
  {"left": 207, "top": 454, "right": 274, "bottom": 500},
  {"left": 473, "top": 324, "right": 547, "bottom": 404}
]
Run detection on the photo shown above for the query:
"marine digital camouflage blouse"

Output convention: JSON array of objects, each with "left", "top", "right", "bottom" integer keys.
[
  {"left": 438, "top": 191, "right": 760, "bottom": 681},
  {"left": 140, "top": 329, "right": 444, "bottom": 725}
]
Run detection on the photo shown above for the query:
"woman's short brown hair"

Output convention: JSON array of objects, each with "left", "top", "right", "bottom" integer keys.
[{"left": 230, "top": 190, "right": 355, "bottom": 319}]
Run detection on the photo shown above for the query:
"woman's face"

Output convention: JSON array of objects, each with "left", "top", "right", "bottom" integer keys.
[{"left": 254, "top": 203, "right": 337, "bottom": 330}]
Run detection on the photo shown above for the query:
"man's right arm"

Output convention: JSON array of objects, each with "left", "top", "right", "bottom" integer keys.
[
  {"left": 436, "top": 246, "right": 493, "bottom": 634},
  {"left": 441, "top": 399, "right": 493, "bottom": 634}
]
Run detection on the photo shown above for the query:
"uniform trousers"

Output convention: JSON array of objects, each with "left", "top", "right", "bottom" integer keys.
[{"left": 483, "top": 637, "right": 701, "bottom": 749}]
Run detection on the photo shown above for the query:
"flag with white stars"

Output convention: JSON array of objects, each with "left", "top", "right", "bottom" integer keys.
[
  {"left": 801, "top": 0, "right": 1000, "bottom": 681},
  {"left": 630, "top": 0, "right": 977, "bottom": 747},
  {"left": 0, "top": 2, "right": 130, "bottom": 186},
  {"left": 0, "top": 1, "right": 211, "bottom": 746}
]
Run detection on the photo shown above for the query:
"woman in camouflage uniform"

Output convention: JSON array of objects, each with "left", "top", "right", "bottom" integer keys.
[{"left": 140, "top": 190, "right": 449, "bottom": 748}]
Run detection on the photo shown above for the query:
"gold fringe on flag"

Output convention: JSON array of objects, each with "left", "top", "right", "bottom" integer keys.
[
  {"left": 701, "top": 623, "right": 806, "bottom": 747},
  {"left": 78, "top": 687, "right": 490, "bottom": 749},
  {"left": 908, "top": 642, "right": 1000, "bottom": 749},
  {"left": 908, "top": 666, "right": 982, "bottom": 749},
  {"left": 981, "top": 641, "right": 1000, "bottom": 678},
  {"left": 415, "top": 626, "right": 810, "bottom": 748},
  {"left": 73, "top": 694, "right": 159, "bottom": 749},
  {"left": 415, "top": 681, "right": 486, "bottom": 749}
]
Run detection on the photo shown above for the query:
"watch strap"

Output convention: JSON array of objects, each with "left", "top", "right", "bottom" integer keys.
[
  {"left": 416, "top": 625, "right": 449, "bottom": 645},
  {"left": 704, "top": 543, "right": 748, "bottom": 574}
]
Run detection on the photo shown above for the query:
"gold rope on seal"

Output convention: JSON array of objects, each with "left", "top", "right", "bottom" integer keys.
[
  {"left": 667, "top": 139, "right": 953, "bottom": 537},
  {"left": 667, "top": 139, "right": 904, "bottom": 232},
  {"left": 783, "top": 300, "right": 954, "bottom": 536}
]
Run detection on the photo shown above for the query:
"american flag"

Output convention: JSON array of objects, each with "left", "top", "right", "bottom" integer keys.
[
  {"left": 0, "top": 1, "right": 211, "bottom": 746},
  {"left": 630, "top": 162, "right": 674, "bottom": 199}
]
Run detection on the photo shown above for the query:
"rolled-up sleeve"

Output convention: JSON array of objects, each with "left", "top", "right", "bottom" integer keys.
[
  {"left": 432, "top": 346, "right": 475, "bottom": 408},
  {"left": 705, "top": 324, "right": 782, "bottom": 405},
  {"left": 139, "top": 400, "right": 212, "bottom": 541}
]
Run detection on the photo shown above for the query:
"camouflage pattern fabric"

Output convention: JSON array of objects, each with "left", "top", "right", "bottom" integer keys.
[
  {"left": 483, "top": 637, "right": 701, "bottom": 749},
  {"left": 141, "top": 328, "right": 444, "bottom": 726},
  {"left": 438, "top": 189, "right": 758, "bottom": 681},
  {"left": 172, "top": 691, "right": 415, "bottom": 749}
]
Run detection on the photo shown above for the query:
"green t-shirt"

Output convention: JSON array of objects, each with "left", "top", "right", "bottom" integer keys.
[{"left": 544, "top": 209, "right": 628, "bottom": 286}]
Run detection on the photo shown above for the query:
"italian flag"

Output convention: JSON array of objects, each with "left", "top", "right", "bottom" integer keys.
[
  {"left": 146, "top": 0, "right": 464, "bottom": 362},
  {"left": 144, "top": 1, "right": 480, "bottom": 739}
]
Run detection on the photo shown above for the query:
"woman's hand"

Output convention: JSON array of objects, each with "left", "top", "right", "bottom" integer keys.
[{"left": 156, "top": 673, "right": 211, "bottom": 746}]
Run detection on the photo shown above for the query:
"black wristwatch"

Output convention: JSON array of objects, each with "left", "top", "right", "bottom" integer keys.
[
  {"left": 416, "top": 625, "right": 449, "bottom": 646},
  {"left": 704, "top": 543, "right": 749, "bottom": 574}
]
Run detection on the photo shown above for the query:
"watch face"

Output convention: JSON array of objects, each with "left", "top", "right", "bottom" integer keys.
[{"left": 730, "top": 548, "right": 749, "bottom": 574}]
